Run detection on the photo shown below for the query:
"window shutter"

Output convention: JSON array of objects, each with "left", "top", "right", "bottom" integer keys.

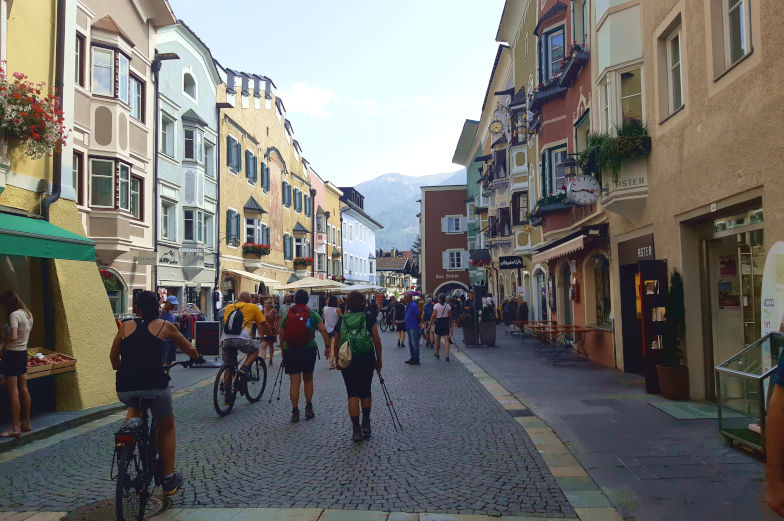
[
  {"left": 460, "top": 250, "right": 470, "bottom": 269},
  {"left": 226, "top": 209, "right": 235, "bottom": 241},
  {"left": 265, "top": 164, "right": 270, "bottom": 190},
  {"left": 253, "top": 156, "right": 258, "bottom": 182},
  {"left": 459, "top": 216, "right": 467, "bottom": 231},
  {"left": 264, "top": 225, "right": 270, "bottom": 245},
  {"left": 282, "top": 182, "right": 287, "bottom": 205},
  {"left": 245, "top": 150, "right": 250, "bottom": 179},
  {"left": 441, "top": 217, "right": 447, "bottom": 232},
  {"left": 442, "top": 251, "right": 449, "bottom": 269},
  {"left": 235, "top": 141, "right": 242, "bottom": 171},
  {"left": 227, "top": 136, "right": 233, "bottom": 166},
  {"left": 234, "top": 213, "right": 241, "bottom": 242}
]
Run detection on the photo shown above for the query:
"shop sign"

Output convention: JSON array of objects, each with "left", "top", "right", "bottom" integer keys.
[
  {"left": 135, "top": 251, "right": 157, "bottom": 265},
  {"left": 618, "top": 234, "right": 655, "bottom": 265},
  {"left": 761, "top": 242, "right": 784, "bottom": 338},
  {"left": 159, "top": 248, "right": 179, "bottom": 265},
  {"left": 499, "top": 256, "right": 524, "bottom": 269}
]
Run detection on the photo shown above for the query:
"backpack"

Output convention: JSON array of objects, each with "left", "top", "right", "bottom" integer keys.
[
  {"left": 394, "top": 302, "right": 405, "bottom": 320},
  {"left": 423, "top": 303, "right": 434, "bottom": 321},
  {"left": 223, "top": 304, "right": 247, "bottom": 335},
  {"left": 338, "top": 312, "right": 374, "bottom": 368},
  {"left": 284, "top": 304, "right": 314, "bottom": 348}
]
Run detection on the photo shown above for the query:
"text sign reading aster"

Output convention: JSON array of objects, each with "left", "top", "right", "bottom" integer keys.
[{"left": 499, "top": 256, "right": 524, "bottom": 269}]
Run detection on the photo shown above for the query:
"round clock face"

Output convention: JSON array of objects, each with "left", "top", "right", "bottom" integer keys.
[
  {"left": 489, "top": 119, "right": 503, "bottom": 134},
  {"left": 567, "top": 175, "right": 600, "bottom": 206}
]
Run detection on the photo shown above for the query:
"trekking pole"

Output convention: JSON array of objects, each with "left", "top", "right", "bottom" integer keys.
[
  {"left": 268, "top": 359, "right": 285, "bottom": 404},
  {"left": 276, "top": 360, "right": 284, "bottom": 401},
  {"left": 376, "top": 369, "right": 403, "bottom": 433}
]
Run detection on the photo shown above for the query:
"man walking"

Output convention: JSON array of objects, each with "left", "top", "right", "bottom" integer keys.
[
  {"left": 160, "top": 295, "right": 178, "bottom": 368},
  {"left": 393, "top": 296, "right": 406, "bottom": 347},
  {"left": 422, "top": 296, "right": 434, "bottom": 348},
  {"left": 403, "top": 293, "right": 421, "bottom": 365}
]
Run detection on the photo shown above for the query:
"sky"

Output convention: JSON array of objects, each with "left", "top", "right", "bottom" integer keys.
[{"left": 168, "top": 0, "right": 506, "bottom": 186}]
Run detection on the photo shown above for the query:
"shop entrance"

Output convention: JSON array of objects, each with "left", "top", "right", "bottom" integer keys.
[
  {"left": 704, "top": 209, "right": 764, "bottom": 399},
  {"left": 619, "top": 265, "right": 644, "bottom": 375}
]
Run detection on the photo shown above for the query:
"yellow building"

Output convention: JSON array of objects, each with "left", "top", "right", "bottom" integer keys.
[
  {"left": 0, "top": 0, "right": 119, "bottom": 411},
  {"left": 216, "top": 68, "right": 314, "bottom": 298},
  {"left": 324, "top": 182, "right": 343, "bottom": 279}
]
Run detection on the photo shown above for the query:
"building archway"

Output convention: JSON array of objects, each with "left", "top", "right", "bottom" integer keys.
[
  {"left": 99, "top": 266, "right": 128, "bottom": 314},
  {"left": 432, "top": 281, "right": 468, "bottom": 298}
]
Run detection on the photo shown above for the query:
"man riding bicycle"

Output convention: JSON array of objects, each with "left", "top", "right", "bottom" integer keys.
[
  {"left": 221, "top": 291, "right": 265, "bottom": 380},
  {"left": 110, "top": 291, "right": 202, "bottom": 496}
]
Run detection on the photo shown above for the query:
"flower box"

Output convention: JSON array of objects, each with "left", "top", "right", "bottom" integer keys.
[
  {"left": 242, "top": 243, "right": 270, "bottom": 255},
  {"left": 293, "top": 257, "right": 314, "bottom": 267}
]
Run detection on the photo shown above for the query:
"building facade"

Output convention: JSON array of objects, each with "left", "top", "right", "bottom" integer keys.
[
  {"left": 154, "top": 21, "right": 219, "bottom": 318},
  {"left": 323, "top": 182, "right": 343, "bottom": 281},
  {"left": 340, "top": 187, "right": 382, "bottom": 285},
  {"left": 419, "top": 185, "right": 470, "bottom": 296}
]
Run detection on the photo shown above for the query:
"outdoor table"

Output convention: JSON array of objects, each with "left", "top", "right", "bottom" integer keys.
[{"left": 546, "top": 326, "right": 600, "bottom": 364}]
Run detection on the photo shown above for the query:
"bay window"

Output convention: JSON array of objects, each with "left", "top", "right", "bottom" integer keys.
[
  {"left": 130, "top": 76, "right": 143, "bottom": 121},
  {"left": 118, "top": 164, "right": 130, "bottom": 211},
  {"left": 184, "top": 129, "right": 204, "bottom": 162},
  {"left": 184, "top": 209, "right": 208, "bottom": 243},
  {"left": 620, "top": 68, "right": 643, "bottom": 124},
  {"left": 184, "top": 210, "right": 195, "bottom": 241},
  {"left": 92, "top": 46, "right": 134, "bottom": 105},
  {"left": 118, "top": 54, "right": 129, "bottom": 104},
  {"left": 130, "top": 177, "right": 142, "bottom": 219},
  {"left": 89, "top": 159, "right": 114, "bottom": 208},
  {"left": 91, "top": 47, "right": 114, "bottom": 96}
]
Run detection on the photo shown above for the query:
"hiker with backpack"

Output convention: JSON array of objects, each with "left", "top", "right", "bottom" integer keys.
[
  {"left": 221, "top": 291, "right": 265, "bottom": 378},
  {"left": 333, "top": 290, "right": 383, "bottom": 442},
  {"left": 279, "top": 289, "right": 331, "bottom": 423}
]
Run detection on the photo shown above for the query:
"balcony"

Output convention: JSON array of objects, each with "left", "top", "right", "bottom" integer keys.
[
  {"left": 601, "top": 156, "right": 649, "bottom": 219},
  {"left": 559, "top": 51, "right": 589, "bottom": 88},
  {"left": 530, "top": 84, "right": 567, "bottom": 111}
]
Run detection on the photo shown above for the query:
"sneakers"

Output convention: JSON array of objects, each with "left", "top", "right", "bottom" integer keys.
[
  {"left": 238, "top": 365, "right": 251, "bottom": 378},
  {"left": 361, "top": 415, "right": 371, "bottom": 438},
  {"left": 404, "top": 359, "right": 420, "bottom": 365},
  {"left": 351, "top": 418, "right": 363, "bottom": 442},
  {"left": 291, "top": 408, "right": 300, "bottom": 423},
  {"left": 162, "top": 472, "right": 184, "bottom": 496},
  {"left": 305, "top": 403, "right": 315, "bottom": 420}
]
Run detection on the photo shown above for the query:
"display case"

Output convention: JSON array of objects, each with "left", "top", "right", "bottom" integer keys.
[{"left": 715, "top": 332, "right": 784, "bottom": 453}]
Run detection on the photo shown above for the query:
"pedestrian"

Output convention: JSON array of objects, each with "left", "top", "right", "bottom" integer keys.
[
  {"left": 403, "top": 293, "right": 421, "bottom": 365},
  {"left": 429, "top": 293, "right": 453, "bottom": 361},
  {"left": 393, "top": 296, "right": 406, "bottom": 347},
  {"left": 766, "top": 347, "right": 784, "bottom": 516},
  {"left": 259, "top": 297, "right": 278, "bottom": 367},
  {"left": 221, "top": 291, "right": 265, "bottom": 380},
  {"left": 279, "top": 289, "right": 330, "bottom": 423},
  {"left": 422, "top": 296, "right": 435, "bottom": 348},
  {"left": 322, "top": 295, "right": 342, "bottom": 369},
  {"left": 110, "top": 290, "right": 202, "bottom": 495},
  {"left": 332, "top": 290, "right": 383, "bottom": 442},
  {"left": 279, "top": 294, "right": 292, "bottom": 317},
  {"left": 0, "top": 292, "right": 33, "bottom": 437},
  {"left": 160, "top": 295, "right": 178, "bottom": 369}
]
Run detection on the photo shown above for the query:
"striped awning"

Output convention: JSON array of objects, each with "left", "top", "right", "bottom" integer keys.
[{"left": 531, "top": 235, "right": 585, "bottom": 264}]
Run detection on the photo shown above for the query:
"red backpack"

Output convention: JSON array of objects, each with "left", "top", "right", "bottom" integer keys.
[{"left": 284, "top": 304, "right": 314, "bottom": 348}]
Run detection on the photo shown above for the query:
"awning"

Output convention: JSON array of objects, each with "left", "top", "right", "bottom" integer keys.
[
  {"left": 531, "top": 235, "right": 585, "bottom": 264},
  {"left": 223, "top": 268, "right": 281, "bottom": 288},
  {"left": 0, "top": 212, "right": 95, "bottom": 261}
]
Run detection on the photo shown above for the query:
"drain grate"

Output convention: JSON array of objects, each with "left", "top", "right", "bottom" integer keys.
[
  {"left": 64, "top": 497, "right": 167, "bottom": 521},
  {"left": 509, "top": 409, "right": 534, "bottom": 417}
]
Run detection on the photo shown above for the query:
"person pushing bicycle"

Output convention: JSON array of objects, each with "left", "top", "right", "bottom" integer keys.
[{"left": 110, "top": 291, "right": 202, "bottom": 496}]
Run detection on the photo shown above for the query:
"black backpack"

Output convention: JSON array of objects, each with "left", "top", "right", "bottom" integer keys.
[{"left": 223, "top": 304, "right": 246, "bottom": 335}]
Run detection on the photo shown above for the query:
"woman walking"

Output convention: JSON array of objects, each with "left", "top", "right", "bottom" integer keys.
[
  {"left": 0, "top": 292, "right": 33, "bottom": 437},
  {"left": 260, "top": 298, "right": 279, "bottom": 367},
  {"left": 333, "top": 291, "right": 383, "bottom": 442},
  {"left": 322, "top": 295, "right": 342, "bottom": 369},
  {"left": 429, "top": 293, "right": 453, "bottom": 361}
]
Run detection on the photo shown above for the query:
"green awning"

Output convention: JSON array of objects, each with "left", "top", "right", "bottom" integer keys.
[
  {"left": 0, "top": 213, "right": 96, "bottom": 261},
  {"left": 287, "top": 273, "right": 302, "bottom": 284}
]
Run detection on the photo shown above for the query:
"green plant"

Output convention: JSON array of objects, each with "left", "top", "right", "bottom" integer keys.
[
  {"left": 662, "top": 270, "right": 686, "bottom": 366},
  {"left": 534, "top": 192, "right": 568, "bottom": 208},
  {"left": 578, "top": 119, "right": 650, "bottom": 185}
]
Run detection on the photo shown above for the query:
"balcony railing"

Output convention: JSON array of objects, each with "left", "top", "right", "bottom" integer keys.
[{"left": 559, "top": 51, "right": 590, "bottom": 88}]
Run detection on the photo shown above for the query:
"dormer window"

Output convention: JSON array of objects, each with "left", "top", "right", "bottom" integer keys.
[{"left": 183, "top": 72, "right": 197, "bottom": 99}]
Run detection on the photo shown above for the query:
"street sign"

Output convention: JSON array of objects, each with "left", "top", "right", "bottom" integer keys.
[{"left": 135, "top": 251, "right": 157, "bottom": 265}]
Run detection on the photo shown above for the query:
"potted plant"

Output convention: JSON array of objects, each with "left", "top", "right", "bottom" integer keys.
[
  {"left": 657, "top": 270, "right": 690, "bottom": 400},
  {"left": 478, "top": 302, "right": 497, "bottom": 347},
  {"left": 459, "top": 301, "right": 479, "bottom": 345},
  {"left": 292, "top": 256, "right": 314, "bottom": 268},
  {"left": 242, "top": 242, "right": 270, "bottom": 255}
]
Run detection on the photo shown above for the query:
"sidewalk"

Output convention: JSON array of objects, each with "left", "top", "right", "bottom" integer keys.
[
  {"left": 0, "top": 352, "right": 217, "bottom": 452},
  {"left": 452, "top": 325, "right": 776, "bottom": 521}
]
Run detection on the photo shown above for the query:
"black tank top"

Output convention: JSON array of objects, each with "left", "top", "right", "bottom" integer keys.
[{"left": 116, "top": 319, "right": 169, "bottom": 392}]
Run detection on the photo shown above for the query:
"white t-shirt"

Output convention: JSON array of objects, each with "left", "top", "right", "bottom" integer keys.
[
  {"left": 433, "top": 303, "right": 451, "bottom": 319},
  {"left": 6, "top": 309, "right": 32, "bottom": 351},
  {"left": 323, "top": 306, "right": 340, "bottom": 333}
]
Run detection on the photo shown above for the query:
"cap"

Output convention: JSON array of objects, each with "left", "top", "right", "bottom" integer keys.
[{"left": 166, "top": 295, "right": 179, "bottom": 305}]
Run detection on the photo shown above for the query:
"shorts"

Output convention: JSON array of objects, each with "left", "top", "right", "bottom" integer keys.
[
  {"left": 395, "top": 321, "right": 406, "bottom": 332},
  {"left": 261, "top": 336, "right": 276, "bottom": 343},
  {"left": 161, "top": 341, "right": 177, "bottom": 364},
  {"left": 117, "top": 388, "right": 173, "bottom": 419},
  {"left": 434, "top": 317, "right": 451, "bottom": 337},
  {"left": 327, "top": 330, "right": 337, "bottom": 338},
  {"left": 0, "top": 350, "right": 27, "bottom": 377},
  {"left": 283, "top": 347, "right": 317, "bottom": 375},
  {"left": 340, "top": 352, "right": 375, "bottom": 399},
  {"left": 221, "top": 337, "right": 259, "bottom": 365}
]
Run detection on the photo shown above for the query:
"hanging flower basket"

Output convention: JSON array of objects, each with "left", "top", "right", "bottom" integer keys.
[
  {"left": 293, "top": 256, "right": 314, "bottom": 267},
  {"left": 242, "top": 242, "right": 270, "bottom": 255},
  {"left": 0, "top": 67, "right": 67, "bottom": 159}
]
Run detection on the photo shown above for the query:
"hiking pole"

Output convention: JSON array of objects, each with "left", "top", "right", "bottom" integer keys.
[
  {"left": 376, "top": 369, "right": 403, "bottom": 433},
  {"left": 268, "top": 359, "right": 285, "bottom": 404}
]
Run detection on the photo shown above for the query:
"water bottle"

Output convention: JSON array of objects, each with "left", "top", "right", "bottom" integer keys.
[{"left": 306, "top": 317, "right": 312, "bottom": 329}]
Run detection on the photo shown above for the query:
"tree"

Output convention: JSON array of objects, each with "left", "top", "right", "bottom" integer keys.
[{"left": 411, "top": 235, "right": 421, "bottom": 257}]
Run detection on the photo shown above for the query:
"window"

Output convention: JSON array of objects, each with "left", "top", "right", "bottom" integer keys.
[
  {"left": 542, "top": 146, "right": 568, "bottom": 195},
  {"left": 316, "top": 216, "right": 323, "bottom": 233},
  {"left": 205, "top": 214, "right": 215, "bottom": 248},
  {"left": 260, "top": 162, "right": 270, "bottom": 192},
  {"left": 295, "top": 237, "right": 305, "bottom": 258},
  {"left": 184, "top": 210, "right": 195, "bottom": 241},
  {"left": 544, "top": 27, "right": 565, "bottom": 80},
  {"left": 184, "top": 129, "right": 203, "bottom": 162},
  {"left": 445, "top": 216, "right": 463, "bottom": 233},
  {"left": 725, "top": 0, "right": 751, "bottom": 66},
  {"left": 574, "top": 0, "right": 589, "bottom": 46},
  {"left": 183, "top": 72, "right": 196, "bottom": 99},
  {"left": 667, "top": 31, "right": 683, "bottom": 114},
  {"left": 512, "top": 191, "right": 529, "bottom": 225},
  {"left": 317, "top": 253, "right": 326, "bottom": 273},
  {"left": 72, "top": 152, "right": 83, "bottom": 205},
  {"left": 593, "top": 255, "right": 611, "bottom": 326},
  {"left": 602, "top": 81, "right": 610, "bottom": 132},
  {"left": 445, "top": 251, "right": 468, "bottom": 270},
  {"left": 497, "top": 207, "right": 512, "bottom": 236},
  {"left": 161, "top": 202, "right": 175, "bottom": 240},
  {"left": 197, "top": 211, "right": 204, "bottom": 242},
  {"left": 226, "top": 209, "right": 241, "bottom": 245},
  {"left": 130, "top": 76, "right": 143, "bottom": 121},
  {"left": 333, "top": 259, "right": 341, "bottom": 275},
  {"left": 75, "top": 35, "right": 85, "bottom": 87},
  {"left": 283, "top": 234, "right": 293, "bottom": 260},
  {"left": 118, "top": 54, "right": 129, "bottom": 104},
  {"left": 245, "top": 217, "right": 262, "bottom": 244},
  {"left": 130, "top": 177, "right": 141, "bottom": 219},
  {"left": 575, "top": 111, "right": 590, "bottom": 153},
  {"left": 620, "top": 68, "right": 643, "bottom": 124},
  {"left": 204, "top": 143, "right": 215, "bottom": 178},
  {"left": 226, "top": 135, "right": 241, "bottom": 173},
  {"left": 91, "top": 47, "right": 114, "bottom": 96},
  {"left": 245, "top": 150, "right": 257, "bottom": 183},
  {"left": 89, "top": 159, "right": 114, "bottom": 207},
  {"left": 161, "top": 115, "right": 174, "bottom": 156}
]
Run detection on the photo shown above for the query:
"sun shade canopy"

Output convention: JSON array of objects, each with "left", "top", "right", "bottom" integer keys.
[{"left": 0, "top": 213, "right": 96, "bottom": 261}]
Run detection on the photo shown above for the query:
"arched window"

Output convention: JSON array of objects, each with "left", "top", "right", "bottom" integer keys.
[
  {"left": 593, "top": 255, "right": 611, "bottom": 326},
  {"left": 183, "top": 73, "right": 196, "bottom": 99}
]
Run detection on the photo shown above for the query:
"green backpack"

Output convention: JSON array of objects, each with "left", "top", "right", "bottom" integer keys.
[{"left": 340, "top": 312, "right": 374, "bottom": 355}]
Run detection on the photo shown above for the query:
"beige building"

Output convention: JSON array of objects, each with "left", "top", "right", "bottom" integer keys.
[
  {"left": 73, "top": 0, "right": 176, "bottom": 313},
  {"left": 216, "top": 68, "right": 314, "bottom": 299}
]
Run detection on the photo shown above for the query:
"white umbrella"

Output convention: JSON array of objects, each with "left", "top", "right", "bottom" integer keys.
[
  {"left": 277, "top": 276, "right": 346, "bottom": 292},
  {"left": 337, "top": 283, "right": 384, "bottom": 294}
]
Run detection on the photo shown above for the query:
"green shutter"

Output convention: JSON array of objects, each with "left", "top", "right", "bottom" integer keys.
[
  {"left": 234, "top": 213, "right": 241, "bottom": 242},
  {"left": 227, "top": 136, "right": 233, "bottom": 166},
  {"left": 226, "top": 209, "right": 235, "bottom": 242}
]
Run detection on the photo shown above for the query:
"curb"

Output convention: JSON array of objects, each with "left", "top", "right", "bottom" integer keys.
[{"left": 453, "top": 337, "right": 626, "bottom": 521}]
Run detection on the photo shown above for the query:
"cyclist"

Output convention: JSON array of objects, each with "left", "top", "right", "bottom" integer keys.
[
  {"left": 221, "top": 291, "right": 265, "bottom": 380},
  {"left": 110, "top": 290, "right": 202, "bottom": 496}
]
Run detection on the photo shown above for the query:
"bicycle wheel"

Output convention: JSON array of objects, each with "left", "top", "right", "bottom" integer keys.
[
  {"left": 244, "top": 358, "right": 267, "bottom": 403},
  {"left": 379, "top": 316, "right": 388, "bottom": 332},
  {"left": 115, "top": 442, "right": 151, "bottom": 521},
  {"left": 213, "top": 365, "right": 237, "bottom": 417}
]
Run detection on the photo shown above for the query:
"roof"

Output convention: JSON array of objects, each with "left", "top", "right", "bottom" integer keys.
[
  {"left": 341, "top": 199, "right": 384, "bottom": 229},
  {"left": 491, "top": 134, "right": 508, "bottom": 147},
  {"left": 481, "top": 44, "right": 510, "bottom": 112},
  {"left": 509, "top": 86, "right": 527, "bottom": 109},
  {"left": 181, "top": 108, "right": 208, "bottom": 127},
  {"left": 173, "top": 20, "right": 222, "bottom": 85},
  {"left": 244, "top": 196, "right": 266, "bottom": 213},
  {"left": 293, "top": 222, "right": 310, "bottom": 233},
  {"left": 534, "top": 1, "right": 568, "bottom": 36},
  {"left": 376, "top": 257, "right": 410, "bottom": 272},
  {"left": 92, "top": 16, "right": 134, "bottom": 47},
  {"left": 452, "top": 119, "right": 480, "bottom": 165}
]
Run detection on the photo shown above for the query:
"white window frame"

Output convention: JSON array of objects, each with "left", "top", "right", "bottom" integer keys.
[
  {"left": 204, "top": 141, "right": 216, "bottom": 178},
  {"left": 184, "top": 209, "right": 195, "bottom": 242},
  {"left": 619, "top": 67, "right": 643, "bottom": 125},
  {"left": 118, "top": 163, "right": 131, "bottom": 211},
  {"left": 205, "top": 213, "right": 215, "bottom": 248},
  {"left": 183, "top": 71, "right": 197, "bottom": 101},
  {"left": 129, "top": 76, "right": 143, "bottom": 121},
  {"left": 295, "top": 237, "right": 305, "bottom": 258},
  {"left": 161, "top": 114, "right": 175, "bottom": 157},
  {"left": 446, "top": 215, "right": 463, "bottom": 233},
  {"left": 667, "top": 29, "right": 683, "bottom": 114},
  {"left": 161, "top": 201, "right": 175, "bottom": 241},
  {"left": 449, "top": 251, "right": 462, "bottom": 270},
  {"left": 91, "top": 47, "right": 114, "bottom": 96},
  {"left": 89, "top": 158, "right": 115, "bottom": 208},
  {"left": 723, "top": 0, "right": 752, "bottom": 68},
  {"left": 118, "top": 53, "right": 129, "bottom": 104},
  {"left": 546, "top": 27, "right": 565, "bottom": 80},
  {"left": 596, "top": 63, "right": 645, "bottom": 133},
  {"left": 245, "top": 217, "right": 261, "bottom": 244},
  {"left": 184, "top": 128, "right": 203, "bottom": 162},
  {"left": 130, "top": 176, "right": 141, "bottom": 219}
]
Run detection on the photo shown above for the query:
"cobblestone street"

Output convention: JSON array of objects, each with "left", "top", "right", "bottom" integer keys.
[{"left": 0, "top": 329, "right": 575, "bottom": 518}]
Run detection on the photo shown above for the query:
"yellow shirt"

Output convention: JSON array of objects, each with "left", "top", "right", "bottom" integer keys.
[{"left": 223, "top": 302, "right": 265, "bottom": 338}]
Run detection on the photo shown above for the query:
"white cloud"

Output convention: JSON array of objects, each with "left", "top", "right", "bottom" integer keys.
[
  {"left": 362, "top": 98, "right": 378, "bottom": 116},
  {"left": 414, "top": 96, "right": 425, "bottom": 105},
  {"left": 277, "top": 82, "right": 338, "bottom": 119}
]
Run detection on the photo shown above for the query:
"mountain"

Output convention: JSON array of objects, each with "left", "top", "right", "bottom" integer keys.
[{"left": 357, "top": 169, "right": 467, "bottom": 251}]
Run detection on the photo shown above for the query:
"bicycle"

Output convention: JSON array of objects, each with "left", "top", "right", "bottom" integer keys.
[
  {"left": 379, "top": 310, "right": 392, "bottom": 332},
  {"left": 212, "top": 343, "right": 267, "bottom": 417},
  {"left": 112, "top": 359, "right": 193, "bottom": 521}
]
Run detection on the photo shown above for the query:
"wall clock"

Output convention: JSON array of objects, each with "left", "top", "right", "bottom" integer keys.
[{"left": 566, "top": 175, "right": 600, "bottom": 206}]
